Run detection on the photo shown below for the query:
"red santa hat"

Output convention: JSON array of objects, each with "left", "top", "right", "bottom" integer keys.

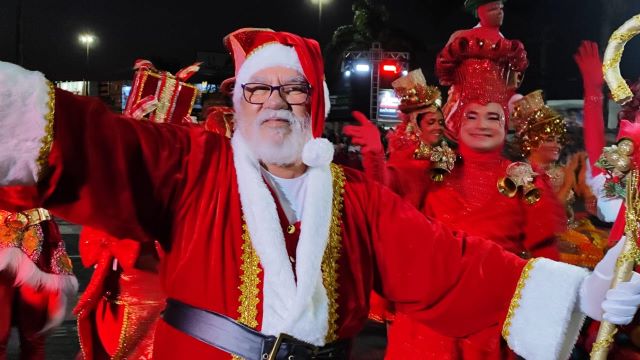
[{"left": 224, "top": 28, "right": 331, "bottom": 139}]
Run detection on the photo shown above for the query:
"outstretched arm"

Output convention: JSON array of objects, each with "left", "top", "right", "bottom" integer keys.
[{"left": 0, "top": 62, "right": 222, "bottom": 243}]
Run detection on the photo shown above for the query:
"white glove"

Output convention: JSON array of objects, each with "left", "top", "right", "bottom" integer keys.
[
  {"left": 580, "top": 238, "right": 640, "bottom": 324},
  {"left": 602, "top": 272, "right": 640, "bottom": 325},
  {"left": 580, "top": 238, "right": 624, "bottom": 321}
]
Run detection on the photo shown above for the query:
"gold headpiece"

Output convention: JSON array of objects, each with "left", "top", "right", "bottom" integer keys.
[
  {"left": 512, "top": 90, "right": 566, "bottom": 155},
  {"left": 392, "top": 69, "right": 442, "bottom": 114}
]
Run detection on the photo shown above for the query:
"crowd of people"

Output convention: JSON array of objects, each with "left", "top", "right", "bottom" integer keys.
[{"left": 3, "top": 1, "right": 640, "bottom": 359}]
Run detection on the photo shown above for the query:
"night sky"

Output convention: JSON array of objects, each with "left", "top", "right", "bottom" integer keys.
[{"left": 2, "top": 0, "right": 640, "bottom": 99}]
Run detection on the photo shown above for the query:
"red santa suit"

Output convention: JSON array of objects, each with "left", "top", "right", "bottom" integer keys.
[
  {"left": 74, "top": 59, "right": 204, "bottom": 360},
  {"left": 0, "top": 29, "right": 599, "bottom": 360},
  {"left": 0, "top": 208, "right": 77, "bottom": 360}
]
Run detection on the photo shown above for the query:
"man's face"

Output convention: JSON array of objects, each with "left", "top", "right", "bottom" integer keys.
[
  {"left": 417, "top": 110, "right": 444, "bottom": 145},
  {"left": 235, "top": 66, "right": 312, "bottom": 165},
  {"left": 459, "top": 102, "right": 506, "bottom": 152},
  {"left": 530, "top": 138, "right": 562, "bottom": 164},
  {"left": 478, "top": 1, "right": 504, "bottom": 27}
]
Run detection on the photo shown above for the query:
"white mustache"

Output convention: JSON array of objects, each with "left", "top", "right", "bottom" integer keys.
[{"left": 256, "top": 109, "right": 297, "bottom": 125}]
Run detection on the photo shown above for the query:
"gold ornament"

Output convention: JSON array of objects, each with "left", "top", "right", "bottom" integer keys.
[
  {"left": 618, "top": 139, "right": 635, "bottom": 156},
  {"left": 392, "top": 69, "right": 442, "bottom": 113},
  {"left": 512, "top": 90, "right": 566, "bottom": 156},
  {"left": 428, "top": 140, "right": 456, "bottom": 182},
  {"left": 497, "top": 162, "right": 540, "bottom": 204},
  {"left": 603, "top": 14, "right": 640, "bottom": 104}
]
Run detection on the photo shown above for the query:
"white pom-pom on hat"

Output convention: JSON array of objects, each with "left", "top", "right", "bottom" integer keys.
[{"left": 302, "top": 138, "right": 334, "bottom": 168}]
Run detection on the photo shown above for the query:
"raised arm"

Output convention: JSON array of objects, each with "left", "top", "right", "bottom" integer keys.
[{"left": 575, "top": 40, "right": 606, "bottom": 173}]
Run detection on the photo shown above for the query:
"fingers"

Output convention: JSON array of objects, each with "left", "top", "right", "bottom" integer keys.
[
  {"left": 352, "top": 111, "right": 372, "bottom": 126},
  {"left": 342, "top": 125, "right": 362, "bottom": 138},
  {"left": 602, "top": 274, "right": 640, "bottom": 325}
]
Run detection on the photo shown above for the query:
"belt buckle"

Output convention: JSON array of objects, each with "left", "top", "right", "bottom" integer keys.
[
  {"left": 4, "top": 212, "right": 29, "bottom": 231},
  {"left": 267, "top": 333, "right": 294, "bottom": 360}
]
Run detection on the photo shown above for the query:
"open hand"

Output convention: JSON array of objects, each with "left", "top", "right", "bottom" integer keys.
[
  {"left": 574, "top": 40, "right": 604, "bottom": 89},
  {"left": 343, "top": 111, "right": 384, "bottom": 155}
]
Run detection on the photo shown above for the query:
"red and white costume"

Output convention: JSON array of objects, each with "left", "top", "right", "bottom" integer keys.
[{"left": 0, "top": 29, "right": 611, "bottom": 360}]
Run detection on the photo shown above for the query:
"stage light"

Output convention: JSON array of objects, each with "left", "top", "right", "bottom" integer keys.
[{"left": 355, "top": 63, "right": 370, "bottom": 72}]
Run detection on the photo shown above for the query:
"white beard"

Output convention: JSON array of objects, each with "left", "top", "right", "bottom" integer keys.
[{"left": 235, "top": 109, "right": 312, "bottom": 166}]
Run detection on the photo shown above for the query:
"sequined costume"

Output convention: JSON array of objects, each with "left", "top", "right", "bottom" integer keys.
[
  {"left": 380, "top": 12, "right": 567, "bottom": 359},
  {"left": 74, "top": 228, "right": 164, "bottom": 360},
  {"left": 511, "top": 90, "right": 607, "bottom": 269},
  {"left": 0, "top": 208, "right": 77, "bottom": 360}
]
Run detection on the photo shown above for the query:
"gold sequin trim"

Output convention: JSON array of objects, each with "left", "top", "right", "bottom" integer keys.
[
  {"left": 112, "top": 304, "right": 131, "bottom": 360},
  {"left": 501, "top": 258, "right": 539, "bottom": 340},
  {"left": 237, "top": 222, "right": 262, "bottom": 329},
  {"left": 235, "top": 166, "right": 345, "bottom": 348},
  {"left": 36, "top": 81, "right": 56, "bottom": 179},
  {"left": 322, "top": 164, "right": 346, "bottom": 343}
]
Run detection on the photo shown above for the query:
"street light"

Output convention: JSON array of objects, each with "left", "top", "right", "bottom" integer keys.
[
  {"left": 310, "top": 0, "right": 330, "bottom": 33},
  {"left": 78, "top": 33, "right": 96, "bottom": 95}
]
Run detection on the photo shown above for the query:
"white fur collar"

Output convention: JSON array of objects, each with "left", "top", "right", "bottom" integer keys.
[{"left": 231, "top": 133, "right": 334, "bottom": 346}]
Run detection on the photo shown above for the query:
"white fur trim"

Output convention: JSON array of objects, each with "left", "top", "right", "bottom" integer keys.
[
  {"left": 323, "top": 81, "right": 331, "bottom": 117},
  {"left": 231, "top": 133, "right": 333, "bottom": 345},
  {"left": 302, "top": 138, "right": 334, "bottom": 168},
  {"left": 0, "top": 61, "right": 50, "bottom": 186},
  {"left": 0, "top": 247, "right": 78, "bottom": 295},
  {"left": 505, "top": 258, "right": 589, "bottom": 360},
  {"left": 234, "top": 44, "right": 304, "bottom": 90}
]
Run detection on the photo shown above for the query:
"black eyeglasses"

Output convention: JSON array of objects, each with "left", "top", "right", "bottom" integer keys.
[{"left": 241, "top": 83, "right": 312, "bottom": 105}]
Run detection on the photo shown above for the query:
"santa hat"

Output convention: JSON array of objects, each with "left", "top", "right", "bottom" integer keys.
[{"left": 223, "top": 28, "right": 333, "bottom": 166}]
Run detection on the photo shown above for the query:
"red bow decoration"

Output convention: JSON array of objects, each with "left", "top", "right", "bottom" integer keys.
[{"left": 74, "top": 228, "right": 141, "bottom": 316}]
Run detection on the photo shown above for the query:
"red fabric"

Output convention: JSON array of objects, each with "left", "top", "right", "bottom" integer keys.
[
  {"left": 0, "top": 274, "right": 48, "bottom": 360},
  {"left": 375, "top": 145, "right": 565, "bottom": 359},
  {"left": 75, "top": 228, "right": 164, "bottom": 359},
  {"left": 2, "top": 90, "right": 529, "bottom": 359}
]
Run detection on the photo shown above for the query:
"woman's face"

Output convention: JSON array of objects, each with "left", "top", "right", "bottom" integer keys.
[
  {"left": 459, "top": 102, "right": 506, "bottom": 152},
  {"left": 530, "top": 137, "right": 562, "bottom": 164},
  {"left": 417, "top": 110, "right": 444, "bottom": 145}
]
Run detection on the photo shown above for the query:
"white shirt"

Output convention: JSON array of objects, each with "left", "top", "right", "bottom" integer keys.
[{"left": 261, "top": 168, "right": 309, "bottom": 224}]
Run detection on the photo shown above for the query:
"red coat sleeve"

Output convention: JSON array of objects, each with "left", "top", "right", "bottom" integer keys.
[
  {"left": 352, "top": 170, "right": 527, "bottom": 338},
  {"left": 5, "top": 89, "right": 224, "bottom": 245}
]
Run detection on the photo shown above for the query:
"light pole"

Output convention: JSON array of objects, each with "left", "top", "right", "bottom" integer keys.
[
  {"left": 310, "top": 0, "right": 330, "bottom": 35},
  {"left": 78, "top": 33, "right": 96, "bottom": 95}
]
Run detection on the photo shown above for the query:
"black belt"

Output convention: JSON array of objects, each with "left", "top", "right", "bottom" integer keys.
[{"left": 162, "top": 298, "right": 350, "bottom": 360}]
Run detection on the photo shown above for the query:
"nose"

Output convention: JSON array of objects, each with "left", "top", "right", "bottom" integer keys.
[
  {"left": 476, "top": 117, "right": 492, "bottom": 129},
  {"left": 263, "top": 88, "right": 289, "bottom": 110}
]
